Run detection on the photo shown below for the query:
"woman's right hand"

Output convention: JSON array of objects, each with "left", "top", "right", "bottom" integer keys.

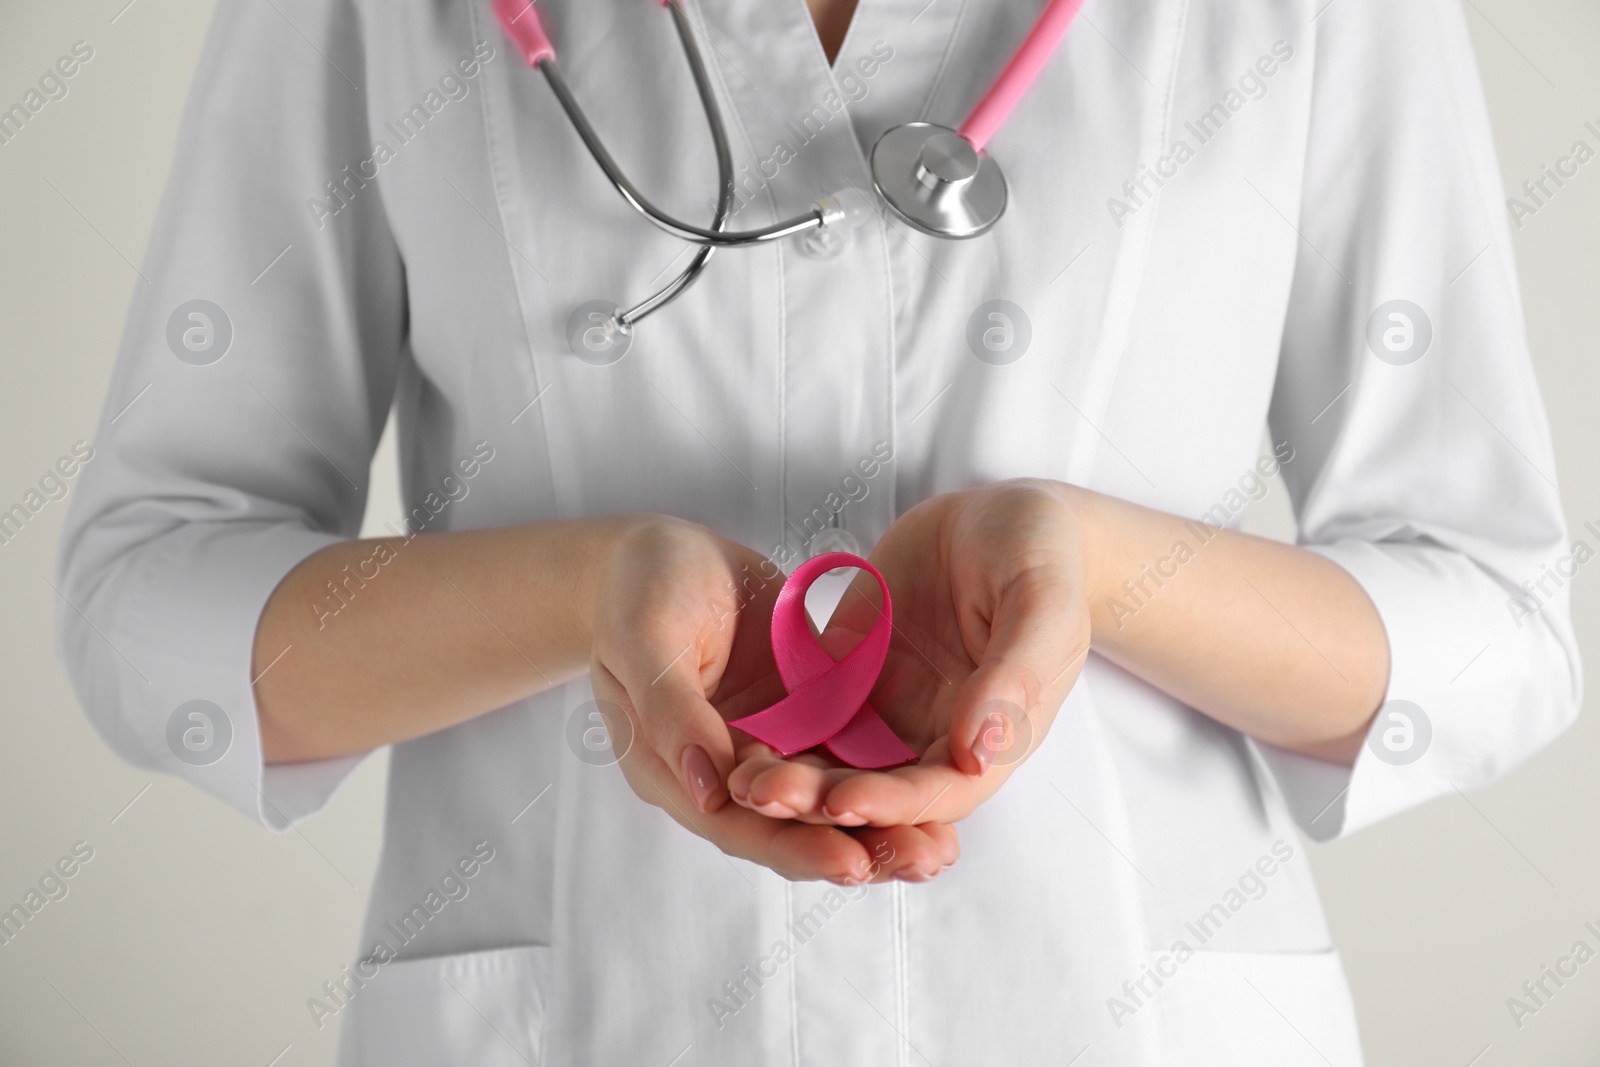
[{"left": 587, "top": 516, "right": 959, "bottom": 884}]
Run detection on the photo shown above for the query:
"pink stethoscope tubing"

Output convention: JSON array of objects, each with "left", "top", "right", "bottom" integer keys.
[{"left": 960, "top": 0, "right": 1084, "bottom": 151}]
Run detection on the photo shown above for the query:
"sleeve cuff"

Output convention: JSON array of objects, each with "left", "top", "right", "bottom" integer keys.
[
  {"left": 111, "top": 521, "right": 368, "bottom": 832},
  {"left": 1257, "top": 538, "right": 1575, "bottom": 841}
]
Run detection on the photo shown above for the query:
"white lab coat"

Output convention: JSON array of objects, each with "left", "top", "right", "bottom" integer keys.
[{"left": 56, "top": 0, "right": 1580, "bottom": 1063}]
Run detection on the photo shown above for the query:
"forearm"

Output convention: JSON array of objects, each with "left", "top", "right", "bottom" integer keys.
[
  {"left": 252, "top": 516, "right": 643, "bottom": 763},
  {"left": 1069, "top": 486, "right": 1389, "bottom": 764}
]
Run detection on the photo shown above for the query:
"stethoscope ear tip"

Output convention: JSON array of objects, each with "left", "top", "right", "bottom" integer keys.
[
  {"left": 870, "top": 123, "right": 1007, "bottom": 239},
  {"left": 798, "top": 187, "right": 877, "bottom": 259}
]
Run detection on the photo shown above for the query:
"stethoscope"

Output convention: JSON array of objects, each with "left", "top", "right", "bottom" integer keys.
[{"left": 493, "top": 0, "right": 1081, "bottom": 352}]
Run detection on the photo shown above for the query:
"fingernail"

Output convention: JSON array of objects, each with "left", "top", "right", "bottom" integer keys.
[
  {"left": 681, "top": 745, "right": 719, "bottom": 812},
  {"left": 755, "top": 800, "right": 799, "bottom": 819},
  {"left": 894, "top": 868, "right": 935, "bottom": 883},
  {"left": 823, "top": 805, "right": 867, "bottom": 826},
  {"left": 973, "top": 743, "right": 994, "bottom": 773}
]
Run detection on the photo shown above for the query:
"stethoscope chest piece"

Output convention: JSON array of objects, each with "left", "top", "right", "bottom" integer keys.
[{"left": 871, "top": 122, "right": 1008, "bottom": 239}]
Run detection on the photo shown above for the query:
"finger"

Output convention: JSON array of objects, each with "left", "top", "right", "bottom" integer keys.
[
  {"left": 727, "top": 741, "right": 779, "bottom": 806},
  {"left": 621, "top": 736, "right": 879, "bottom": 882},
  {"left": 919, "top": 821, "right": 962, "bottom": 869},
  {"left": 695, "top": 802, "right": 874, "bottom": 882},
  {"left": 822, "top": 747, "right": 993, "bottom": 828},
  {"left": 728, "top": 744, "right": 851, "bottom": 824},
  {"left": 742, "top": 757, "right": 862, "bottom": 825},
  {"left": 655, "top": 780, "right": 877, "bottom": 882},
  {"left": 600, "top": 663, "right": 884, "bottom": 881},
  {"left": 762, "top": 819, "right": 878, "bottom": 883},
  {"left": 846, "top": 823, "right": 962, "bottom": 883},
  {"left": 950, "top": 572, "right": 1088, "bottom": 774},
  {"left": 727, "top": 744, "right": 809, "bottom": 816}
]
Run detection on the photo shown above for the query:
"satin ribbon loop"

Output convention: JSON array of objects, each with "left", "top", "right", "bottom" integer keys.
[{"left": 729, "top": 552, "right": 919, "bottom": 770}]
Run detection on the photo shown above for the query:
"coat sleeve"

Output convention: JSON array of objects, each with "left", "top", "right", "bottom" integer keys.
[
  {"left": 1256, "top": 0, "right": 1582, "bottom": 840},
  {"left": 53, "top": 0, "right": 405, "bottom": 831}
]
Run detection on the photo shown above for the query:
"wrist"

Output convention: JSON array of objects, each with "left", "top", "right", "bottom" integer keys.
[
  {"left": 1051, "top": 482, "right": 1115, "bottom": 631},
  {"left": 569, "top": 512, "right": 657, "bottom": 653}
]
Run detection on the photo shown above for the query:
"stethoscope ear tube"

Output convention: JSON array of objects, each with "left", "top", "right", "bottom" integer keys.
[
  {"left": 612, "top": 0, "right": 736, "bottom": 329},
  {"left": 495, "top": 0, "right": 826, "bottom": 249},
  {"left": 492, "top": 0, "right": 555, "bottom": 66}
]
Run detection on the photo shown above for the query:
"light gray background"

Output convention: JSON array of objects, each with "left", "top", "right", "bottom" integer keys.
[{"left": 1, "top": 1, "right": 1595, "bottom": 1064}]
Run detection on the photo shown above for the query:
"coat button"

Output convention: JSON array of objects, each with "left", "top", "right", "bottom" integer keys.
[{"left": 807, "top": 524, "right": 862, "bottom": 559}]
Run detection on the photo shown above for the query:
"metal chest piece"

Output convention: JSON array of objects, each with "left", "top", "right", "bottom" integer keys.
[{"left": 870, "top": 122, "right": 1008, "bottom": 239}]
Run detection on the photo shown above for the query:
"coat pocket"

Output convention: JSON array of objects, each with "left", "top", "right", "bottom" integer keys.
[
  {"left": 336, "top": 944, "right": 551, "bottom": 1067},
  {"left": 1157, "top": 948, "right": 1364, "bottom": 1067}
]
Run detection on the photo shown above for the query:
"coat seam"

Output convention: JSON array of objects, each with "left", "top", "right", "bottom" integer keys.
[
  {"left": 465, "top": 0, "right": 561, "bottom": 518},
  {"left": 683, "top": 0, "right": 789, "bottom": 563},
  {"left": 917, "top": 0, "right": 974, "bottom": 121}
]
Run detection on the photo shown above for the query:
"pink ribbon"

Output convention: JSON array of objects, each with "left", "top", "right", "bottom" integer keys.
[{"left": 729, "top": 552, "right": 919, "bottom": 770}]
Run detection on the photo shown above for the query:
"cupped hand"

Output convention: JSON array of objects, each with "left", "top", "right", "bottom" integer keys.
[
  {"left": 588, "top": 516, "right": 959, "bottom": 882},
  {"left": 727, "top": 480, "right": 1096, "bottom": 829}
]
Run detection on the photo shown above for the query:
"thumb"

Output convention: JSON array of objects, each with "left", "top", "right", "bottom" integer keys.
[{"left": 950, "top": 574, "right": 1089, "bottom": 774}]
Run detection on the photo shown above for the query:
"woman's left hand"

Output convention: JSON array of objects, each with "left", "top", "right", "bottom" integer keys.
[{"left": 727, "top": 479, "right": 1098, "bottom": 828}]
